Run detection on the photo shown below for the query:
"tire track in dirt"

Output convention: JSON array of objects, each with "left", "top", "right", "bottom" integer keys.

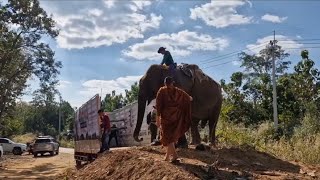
[{"left": 0, "top": 152, "right": 74, "bottom": 180}]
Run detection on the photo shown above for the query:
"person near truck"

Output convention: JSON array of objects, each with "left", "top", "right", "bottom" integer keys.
[
  {"left": 108, "top": 124, "right": 119, "bottom": 147},
  {"left": 148, "top": 106, "right": 160, "bottom": 146},
  {"left": 98, "top": 109, "right": 111, "bottom": 153},
  {"left": 155, "top": 76, "right": 192, "bottom": 163}
]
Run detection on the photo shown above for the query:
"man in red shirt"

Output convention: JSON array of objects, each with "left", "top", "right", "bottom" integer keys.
[{"left": 98, "top": 109, "right": 111, "bottom": 153}]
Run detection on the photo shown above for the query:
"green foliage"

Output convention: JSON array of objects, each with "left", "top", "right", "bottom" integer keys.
[
  {"left": 59, "top": 138, "right": 75, "bottom": 148},
  {"left": 221, "top": 46, "right": 320, "bottom": 137},
  {"left": 215, "top": 120, "right": 320, "bottom": 164},
  {"left": 1, "top": 98, "right": 75, "bottom": 137},
  {"left": 101, "top": 82, "right": 139, "bottom": 112},
  {"left": 0, "top": 0, "right": 61, "bottom": 122},
  {"left": 217, "top": 48, "right": 320, "bottom": 164}
]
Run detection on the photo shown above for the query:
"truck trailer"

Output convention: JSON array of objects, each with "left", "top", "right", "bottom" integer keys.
[{"left": 74, "top": 94, "right": 151, "bottom": 165}]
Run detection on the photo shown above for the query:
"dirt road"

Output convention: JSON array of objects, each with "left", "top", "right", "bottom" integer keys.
[{"left": 0, "top": 148, "right": 74, "bottom": 180}]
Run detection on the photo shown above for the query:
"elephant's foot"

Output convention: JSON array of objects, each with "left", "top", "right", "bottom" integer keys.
[{"left": 190, "top": 139, "right": 201, "bottom": 146}]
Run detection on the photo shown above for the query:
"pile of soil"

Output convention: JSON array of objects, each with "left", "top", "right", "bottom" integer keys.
[{"left": 66, "top": 146, "right": 320, "bottom": 180}]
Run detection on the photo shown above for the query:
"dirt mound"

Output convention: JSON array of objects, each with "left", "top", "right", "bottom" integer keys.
[{"left": 66, "top": 146, "right": 320, "bottom": 180}]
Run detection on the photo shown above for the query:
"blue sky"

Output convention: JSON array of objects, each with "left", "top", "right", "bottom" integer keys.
[{"left": 21, "top": 0, "right": 320, "bottom": 107}]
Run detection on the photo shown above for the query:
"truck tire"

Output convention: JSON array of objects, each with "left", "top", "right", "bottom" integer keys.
[
  {"left": 34, "top": 153, "right": 38, "bottom": 158},
  {"left": 56, "top": 149, "right": 59, "bottom": 155},
  {"left": 12, "top": 147, "right": 22, "bottom": 155},
  {"left": 76, "top": 160, "right": 82, "bottom": 167},
  {"left": 50, "top": 151, "right": 54, "bottom": 156}
]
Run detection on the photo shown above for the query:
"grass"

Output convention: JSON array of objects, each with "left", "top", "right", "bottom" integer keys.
[
  {"left": 59, "top": 138, "right": 75, "bottom": 148},
  {"left": 11, "top": 133, "right": 75, "bottom": 148},
  {"left": 11, "top": 133, "right": 37, "bottom": 144},
  {"left": 214, "top": 120, "right": 320, "bottom": 164}
]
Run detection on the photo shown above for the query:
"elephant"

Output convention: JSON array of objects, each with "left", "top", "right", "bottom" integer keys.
[{"left": 133, "top": 64, "right": 222, "bottom": 146}]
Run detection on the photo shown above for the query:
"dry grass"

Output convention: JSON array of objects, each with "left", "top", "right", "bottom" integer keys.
[
  {"left": 215, "top": 121, "right": 320, "bottom": 164},
  {"left": 59, "top": 138, "right": 75, "bottom": 148},
  {"left": 11, "top": 133, "right": 37, "bottom": 144}
]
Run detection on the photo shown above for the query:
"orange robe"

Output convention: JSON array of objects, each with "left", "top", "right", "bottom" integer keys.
[{"left": 155, "top": 86, "right": 192, "bottom": 146}]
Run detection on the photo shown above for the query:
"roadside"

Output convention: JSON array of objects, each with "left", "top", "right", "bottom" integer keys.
[{"left": 0, "top": 150, "right": 74, "bottom": 180}]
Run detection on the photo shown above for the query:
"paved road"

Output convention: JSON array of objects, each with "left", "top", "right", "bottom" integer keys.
[{"left": 60, "top": 147, "right": 74, "bottom": 154}]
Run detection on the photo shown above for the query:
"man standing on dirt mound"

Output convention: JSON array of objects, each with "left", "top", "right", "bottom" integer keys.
[
  {"left": 98, "top": 109, "right": 111, "bottom": 153},
  {"left": 155, "top": 76, "right": 193, "bottom": 163}
]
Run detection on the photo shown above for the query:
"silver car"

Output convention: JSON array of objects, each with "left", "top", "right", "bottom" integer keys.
[{"left": 33, "top": 137, "right": 59, "bottom": 157}]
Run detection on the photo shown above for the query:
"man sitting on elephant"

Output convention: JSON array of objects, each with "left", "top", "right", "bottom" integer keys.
[
  {"left": 158, "top": 47, "right": 176, "bottom": 74},
  {"left": 156, "top": 76, "right": 193, "bottom": 162}
]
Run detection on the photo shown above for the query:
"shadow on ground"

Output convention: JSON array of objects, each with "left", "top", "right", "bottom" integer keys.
[{"left": 140, "top": 145, "right": 302, "bottom": 179}]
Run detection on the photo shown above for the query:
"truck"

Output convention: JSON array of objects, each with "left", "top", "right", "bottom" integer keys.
[{"left": 74, "top": 94, "right": 151, "bottom": 165}]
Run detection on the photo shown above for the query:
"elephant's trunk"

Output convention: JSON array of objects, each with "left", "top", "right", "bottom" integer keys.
[{"left": 133, "top": 94, "right": 147, "bottom": 142}]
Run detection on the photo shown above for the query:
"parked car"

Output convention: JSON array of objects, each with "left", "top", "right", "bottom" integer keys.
[
  {"left": 0, "top": 145, "right": 3, "bottom": 158},
  {"left": 0, "top": 138, "right": 27, "bottom": 155},
  {"left": 33, "top": 137, "right": 59, "bottom": 157}
]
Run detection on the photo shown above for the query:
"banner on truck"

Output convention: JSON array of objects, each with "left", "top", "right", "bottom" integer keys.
[
  {"left": 75, "top": 94, "right": 101, "bottom": 141},
  {"left": 108, "top": 101, "right": 151, "bottom": 147}
]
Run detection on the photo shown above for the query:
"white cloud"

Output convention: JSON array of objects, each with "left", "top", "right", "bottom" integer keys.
[
  {"left": 194, "top": 25, "right": 202, "bottom": 29},
  {"left": 232, "top": 60, "right": 241, "bottom": 66},
  {"left": 190, "top": 0, "right": 253, "bottom": 28},
  {"left": 170, "top": 19, "right": 184, "bottom": 26},
  {"left": 57, "top": 80, "right": 72, "bottom": 89},
  {"left": 88, "top": 8, "right": 103, "bottom": 17},
  {"left": 261, "top": 14, "right": 287, "bottom": 23},
  {"left": 246, "top": 35, "right": 304, "bottom": 54},
  {"left": 103, "top": 0, "right": 115, "bottom": 8},
  {"left": 131, "top": 1, "right": 152, "bottom": 11},
  {"left": 122, "top": 30, "right": 229, "bottom": 61},
  {"left": 79, "top": 75, "right": 142, "bottom": 97},
  {"left": 177, "top": 19, "right": 184, "bottom": 25},
  {"left": 43, "top": 1, "right": 162, "bottom": 49}
]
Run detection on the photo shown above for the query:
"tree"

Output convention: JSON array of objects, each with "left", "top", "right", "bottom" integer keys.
[
  {"left": 0, "top": 0, "right": 61, "bottom": 121},
  {"left": 221, "top": 43, "right": 290, "bottom": 125},
  {"left": 101, "top": 91, "right": 125, "bottom": 112},
  {"left": 124, "top": 82, "right": 139, "bottom": 104},
  {"left": 60, "top": 101, "right": 75, "bottom": 131},
  {"left": 101, "top": 82, "right": 139, "bottom": 112}
]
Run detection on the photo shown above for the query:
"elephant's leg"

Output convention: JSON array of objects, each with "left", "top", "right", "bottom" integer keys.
[
  {"left": 209, "top": 102, "right": 222, "bottom": 146},
  {"left": 190, "top": 118, "right": 201, "bottom": 145}
]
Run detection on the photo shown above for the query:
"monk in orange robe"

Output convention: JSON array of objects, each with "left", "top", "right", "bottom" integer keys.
[{"left": 156, "top": 76, "right": 192, "bottom": 162}]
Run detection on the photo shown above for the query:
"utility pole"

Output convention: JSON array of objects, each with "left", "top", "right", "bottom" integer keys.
[
  {"left": 271, "top": 30, "right": 278, "bottom": 129},
  {"left": 58, "top": 96, "right": 62, "bottom": 140}
]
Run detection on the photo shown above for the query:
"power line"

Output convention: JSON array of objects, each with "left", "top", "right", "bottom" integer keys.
[
  {"left": 200, "top": 42, "right": 268, "bottom": 65},
  {"left": 283, "top": 46, "right": 320, "bottom": 49},
  {"left": 279, "top": 38, "right": 320, "bottom": 42},
  {"left": 199, "top": 37, "right": 320, "bottom": 69},
  {"left": 202, "top": 59, "right": 239, "bottom": 69},
  {"left": 280, "top": 42, "right": 320, "bottom": 45}
]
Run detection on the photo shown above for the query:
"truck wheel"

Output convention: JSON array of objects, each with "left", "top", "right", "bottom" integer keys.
[
  {"left": 12, "top": 147, "right": 22, "bottom": 155},
  {"left": 50, "top": 151, "right": 54, "bottom": 156},
  {"left": 56, "top": 149, "right": 59, "bottom": 155},
  {"left": 76, "top": 160, "right": 82, "bottom": 167},
  {"left": 34, "top": 153, "right": 38, "bottom": 158}
]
